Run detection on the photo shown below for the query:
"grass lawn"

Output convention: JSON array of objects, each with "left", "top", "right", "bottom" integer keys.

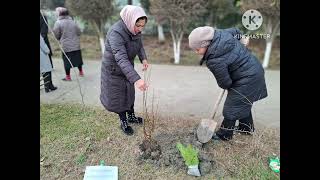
[{"left": 41, "top": 103, "right": 280, "bottom": 179}]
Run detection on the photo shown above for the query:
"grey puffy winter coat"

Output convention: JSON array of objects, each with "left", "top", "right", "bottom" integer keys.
[
  {"left": 53, "top": 16, "right": 81, "bottom": 52},
  {"left": 201, "top": 28, "right": 268, "bottom": 121},
  {"left": 100, "top": 20, "right": 147, "bottom": 113}
]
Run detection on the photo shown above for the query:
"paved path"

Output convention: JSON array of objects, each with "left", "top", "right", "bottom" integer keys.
[{"left": 41, "top": 59, "right": 280, "bottom": 128}]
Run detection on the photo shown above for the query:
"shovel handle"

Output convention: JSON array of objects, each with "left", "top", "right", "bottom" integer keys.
[{"left": 211, "top": 89, "right": 226, "bottom": 119}]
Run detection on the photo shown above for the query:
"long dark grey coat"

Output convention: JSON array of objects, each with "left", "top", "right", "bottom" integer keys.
[
  {"left": 100, "top": 20, "right": 147, "bottom": 113},
  {"left": 201, "top": 28, "right": 268, "bottom": 121}
]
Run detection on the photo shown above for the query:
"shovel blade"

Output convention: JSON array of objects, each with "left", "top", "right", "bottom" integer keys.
[{"left": 196, "top": 119, "right": 218, "bottom": 143}]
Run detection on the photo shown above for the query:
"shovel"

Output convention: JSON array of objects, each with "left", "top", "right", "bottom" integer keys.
[{"left": 196, "top": 89, "right": 226, "bottom": 143}]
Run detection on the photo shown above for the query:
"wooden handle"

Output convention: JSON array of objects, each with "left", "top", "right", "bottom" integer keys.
[{"left": 211, "top": 89, "right": 226, "bottom": 119}]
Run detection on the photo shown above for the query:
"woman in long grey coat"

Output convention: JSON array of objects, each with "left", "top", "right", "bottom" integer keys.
[
  {"left": 40, "top": 34, "right": 57, "bottom": 93},
  {"left": 53, "top": 8, "right": 84, "bottom": 81},
  {"left": 100, "top": 5, "right": 149, "bottom": 135},
  {"left": 188, "top": 26, "right": 268, "bottom": 141}
]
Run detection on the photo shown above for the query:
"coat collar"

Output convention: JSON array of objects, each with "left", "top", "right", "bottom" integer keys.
[
  {"left": 200, "top": 30, "right": 223, "bottom": 65},
  {"left": 58, "top": 15, "right": 72, "bottom": 20}
]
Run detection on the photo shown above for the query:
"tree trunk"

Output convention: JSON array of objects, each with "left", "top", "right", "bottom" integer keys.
[
  {"left": 157, "top": 24, "right": 165, "bottom": 42},
  {"left": 207, "top": 12, "right": 214, "bottom": 26},
  {"left": 92, "top": 21, "right": 105, "bottom": 56},
  {"left": 262, "top": 39, "right": 273, "bottom": 68},
  {"left": 170, "top": 30, "right": 183, "bottom": 64},
  {"left": 174, "top": 41, "right": 180, "bottom": 64},
  {"left": 99, "top": 36, "right": 105, "bottom": 55},
  {"left": 262, "top": 18, "right": 280, "bottom": 69}
]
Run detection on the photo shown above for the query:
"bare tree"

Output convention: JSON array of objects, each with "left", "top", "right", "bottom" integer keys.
[
  {"left": 207, "top": 0, "right": 238, "bottom": 27},
  {"left": 241, "top": 0, "right": 280, "bottom": 68},
  {"left": 155, "top": 16, "right": 166, "bottom": 43},
  {"left": 150, "top": 0, "right": 207, "bottom": 64},
  {"left": 66, "top": 0, "right": 114, "bottom": 55},
  {"left": 140, "top": 0, "right": 166, "bottom": 43}
]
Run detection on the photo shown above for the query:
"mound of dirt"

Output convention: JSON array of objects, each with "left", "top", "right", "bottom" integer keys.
[
  {"left": 139, "top": 139, "right": 162, "bottom": 161},
  {"left": 137, "top": 128, "right": 215, "bottom": 175}
]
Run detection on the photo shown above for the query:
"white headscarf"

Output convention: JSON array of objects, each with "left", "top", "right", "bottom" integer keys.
[{"left": 120, "top": 5, "right": 147, "bottom": 35}]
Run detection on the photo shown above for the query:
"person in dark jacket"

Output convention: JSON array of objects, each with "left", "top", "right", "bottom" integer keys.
[
  {"left": 53, "top": 8, "right": 84, "bottom": 81},
  {"left": 40, "top": 12, "right": 53, "bottom": 68},
  {"left": 40, "top": 12, "right": 57, "bottom": 92},
  {"left": 100, "top": 5, "right": 149, "bottom": 135},
  {"left": 188, "top": 26, "right": 268, "bottom": 141}
]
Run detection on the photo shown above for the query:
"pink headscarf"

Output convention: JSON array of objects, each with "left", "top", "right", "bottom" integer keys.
[{"left": 120, "top": 5, "right": 147, "bottom": 35}]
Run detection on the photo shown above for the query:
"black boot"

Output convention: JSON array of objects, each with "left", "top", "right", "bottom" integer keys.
[
  {"left": 44, "top": 72, "right": 57, "bottom": 93},
  {"left": 238, "top": 112, "right": 254, "bottom": 135},
  {"left": 50, "top": 83, "right": 58, "bottom": 91},
  {"left": 49, "top": 83, "right": 57, "bottom": 92},
  {"left": 43, "top": 72, "right": 51, "bottom": 93},
  {"left": 127, "top": 110, "right": 143, "bottom": 124},
  {"left": 214, "top": 119, "right": 236, "bottom": 141},
  {"left": 119, "top": 112, "right": 134, "bottom": 135},
  {"left": 44, "top": 85, "right": 50, "bottom": 93},
  {"left": 48, "top": 71, "right": 57, "bottom": 91}
]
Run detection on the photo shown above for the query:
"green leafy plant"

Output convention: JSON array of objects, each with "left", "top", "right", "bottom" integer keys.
[
  {"left": 176, "top": 142, "right": 199, "bottom": 166},
  {"left": 76, "top": 153, "right": 87, "bottom": 165}
]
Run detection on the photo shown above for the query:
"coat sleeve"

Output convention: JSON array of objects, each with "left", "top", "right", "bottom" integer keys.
[
  {"left": 53, "top": 21, "right": 61, "bottom": 40},
  {"left": 137, "top": 38, "right": 147, "bottom": 63},
  {"left": 76, "top": 23, "right": 81, "bottom": 36},
  {"left": 108, "top": 31, "right": 141, "bottom": 84},
  {"left": 206, "top": 58, "right": 232, "bottom": 89},
  {"left": 224, "top": 28, "right": 242, "bottom": 40},
  {"left": 40, "top": 35, "right": 50, "bottom": 54}
]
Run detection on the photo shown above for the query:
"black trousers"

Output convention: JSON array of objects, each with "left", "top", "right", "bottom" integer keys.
[
  {"left": 65, "top": 65, "right": 82, "bottom": 76},
  {"left": 238, "top": 111, "right": 254, "bottom": 131}
]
